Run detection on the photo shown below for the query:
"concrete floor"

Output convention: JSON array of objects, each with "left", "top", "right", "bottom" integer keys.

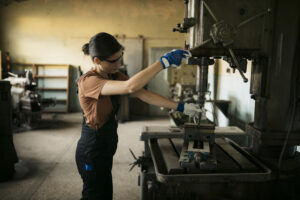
[{"left": 0, "top": 113, "right": 170, "bottom": 200}]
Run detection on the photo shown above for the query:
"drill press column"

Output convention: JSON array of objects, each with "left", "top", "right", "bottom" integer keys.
[
  {"left": 197, "top": 64, "right": 208, "bottom": 108},
  {"left": 188, "top": 57, "right": 214, "bottom": 118}
]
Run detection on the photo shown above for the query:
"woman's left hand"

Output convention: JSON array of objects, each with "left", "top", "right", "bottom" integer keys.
[{"left": 177, "top": 102, "right": 202, "bottom": 118}]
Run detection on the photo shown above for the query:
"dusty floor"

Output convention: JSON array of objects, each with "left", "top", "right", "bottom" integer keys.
[{"left": 0, "top": 113, "right": 170, "bottom": 200}]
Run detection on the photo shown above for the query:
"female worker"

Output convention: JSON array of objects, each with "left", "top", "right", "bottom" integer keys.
[{"left": 75, "top": 32, "right": 201, "bottom": 200}]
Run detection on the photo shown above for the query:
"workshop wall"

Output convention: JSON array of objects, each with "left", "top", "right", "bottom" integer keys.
[
  {"left": 0, "top": 0, "right": 185, "bottom": 68},
  {"left": 213, "top": 60, "right": 255, "bottom": 129},
  {"left": 0, "top": 0, "right": 185, "bottom": 112}
]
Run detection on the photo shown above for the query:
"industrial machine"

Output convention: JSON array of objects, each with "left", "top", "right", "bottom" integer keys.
[
  {"left": 4, "top": 70, "right": 56, "bottom": 131},
  {"left": 0, "top": 80, "right": 18, "bottom": 181},
  {"left": 133, "top": 0, "right": 300, "bottom": 199}
]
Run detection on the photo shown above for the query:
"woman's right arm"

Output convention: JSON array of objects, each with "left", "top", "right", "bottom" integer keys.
[
  {"left": 100, "top": 49, "right": 190, "bottom": 96},
  {"left": 100, "top": 61, "right": 163, "bottom": 96}
]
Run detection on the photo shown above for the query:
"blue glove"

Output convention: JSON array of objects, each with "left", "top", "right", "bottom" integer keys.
[{"left": 159, "top": 49, "right": 191, "bottom": 69}]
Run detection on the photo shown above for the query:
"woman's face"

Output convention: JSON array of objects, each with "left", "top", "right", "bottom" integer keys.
[{"left": 97, "top": 49, "right": 123, "bottom": 74}]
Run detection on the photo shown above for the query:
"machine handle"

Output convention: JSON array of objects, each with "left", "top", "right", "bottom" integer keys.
[{"left": 228, "top": 48, "right": 248, "bottom": 82}]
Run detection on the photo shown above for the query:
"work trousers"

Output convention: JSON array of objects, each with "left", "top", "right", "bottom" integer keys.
[{"left": 76, "top": 117, "right": 118, "bottom": 200}]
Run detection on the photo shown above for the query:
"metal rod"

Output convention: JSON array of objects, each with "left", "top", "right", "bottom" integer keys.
[
  {"left": 237, "top": 8, "right": 271, "bottom": 29},
  {"left": 203, "top": 1, "right": 218, "bottom": 22},
  {"left": 199, "top": 65, "right": 208, "bottom": 98},
  {"left": 196, "top": 65, "right": 208, "bottom": 105},
  {"left": 185, "top": 0, "right": 189, "bottom": 18},
  {"left": 190, "top": 38, "right": 212, "bottom": 55}
]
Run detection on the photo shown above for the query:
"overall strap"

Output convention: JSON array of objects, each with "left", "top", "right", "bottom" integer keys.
[{"left": 109, "top": 73, "right": 120, "bottom": 117}]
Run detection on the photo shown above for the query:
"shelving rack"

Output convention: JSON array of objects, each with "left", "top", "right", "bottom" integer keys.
[
  {"left": 33, "top": 64, "right": 70, "bottom": 112},
  {"left": 10, "top": 63, "right": 70, "bottom": 113}
]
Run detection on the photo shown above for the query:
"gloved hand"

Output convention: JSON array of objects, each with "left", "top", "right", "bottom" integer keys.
[
  {"left": 177, "top": 102, "right": 202, "bottom": 118},
  {"left": 159, "top": 49, "right": 191, "bottom": 69}
]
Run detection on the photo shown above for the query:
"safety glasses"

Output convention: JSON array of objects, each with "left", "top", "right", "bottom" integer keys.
[{"left": 105, "top": 52, "right": 124, "bottom": 63}]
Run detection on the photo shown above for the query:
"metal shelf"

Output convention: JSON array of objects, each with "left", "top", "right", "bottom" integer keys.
[
  {"left": 37, "top": 88, "right": 67, "bottom": 91},
  {"left": 33, "top": 64, "right": 70, "bottom": 112},
  {"left": 35, "top": 75, "right": 68, "bottom": 78}
]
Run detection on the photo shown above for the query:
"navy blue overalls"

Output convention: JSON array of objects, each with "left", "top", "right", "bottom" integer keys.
[{"left": 76, "top": 76, "right": 120, "bottom": 200}]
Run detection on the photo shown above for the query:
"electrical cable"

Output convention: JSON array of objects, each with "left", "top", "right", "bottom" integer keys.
[
  {"left": 277, "top": 28, "right": 300, "bottom": 172},
  {"left": 278, "top": 98, "right": 297, "bottom": 171}
]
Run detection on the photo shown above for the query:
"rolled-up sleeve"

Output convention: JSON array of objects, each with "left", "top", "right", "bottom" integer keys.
[{"left": 79, "top": 76, "right": 108, "bottom": 100}]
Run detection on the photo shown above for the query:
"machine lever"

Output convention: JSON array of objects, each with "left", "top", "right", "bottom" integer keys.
[
  {"left": 228, "top": 48, "right": 248, "bottom": 82},
  {"left": 129, "top": 148, "right": 137, "bottom": 160},
  {"left": 129, "top": 148, "right": 145, "bottom": 172},
  {"left": 188, "top": 3, "right": 271, "bottom": 83},
  {"left": 237, "top": 8, "right": 271, "bottom": 29},
  {"left": 195, "top": 38, "right": 212, "bottom": 49},
  {"left": 203, "top": 1, "right": 218, "bottom": 22}
]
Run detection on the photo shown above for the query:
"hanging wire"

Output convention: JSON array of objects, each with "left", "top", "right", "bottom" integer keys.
[
  {"left": 277, "top": 31, "right": 300, "bottom": 172},
  {"left": 277, "top": 97, "right": 297, "bottom": 171}
]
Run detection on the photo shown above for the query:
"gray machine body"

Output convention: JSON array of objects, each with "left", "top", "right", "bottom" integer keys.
[{"left": 137, "top": 0, "right": 300, "bottom": 199}]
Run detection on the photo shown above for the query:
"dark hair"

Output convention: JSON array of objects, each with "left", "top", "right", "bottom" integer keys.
[{"left": 82, "top": 32, "right": 123, "bottom": 61}]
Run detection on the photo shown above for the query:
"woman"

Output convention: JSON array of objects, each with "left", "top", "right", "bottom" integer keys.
[{"left": 75, "top": 32, "right": 201, "bottom": 200}]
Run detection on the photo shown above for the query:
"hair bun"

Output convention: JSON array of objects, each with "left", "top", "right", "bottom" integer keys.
[{"left": 82, "top": 43, "right": 90, "bottom": 55}]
